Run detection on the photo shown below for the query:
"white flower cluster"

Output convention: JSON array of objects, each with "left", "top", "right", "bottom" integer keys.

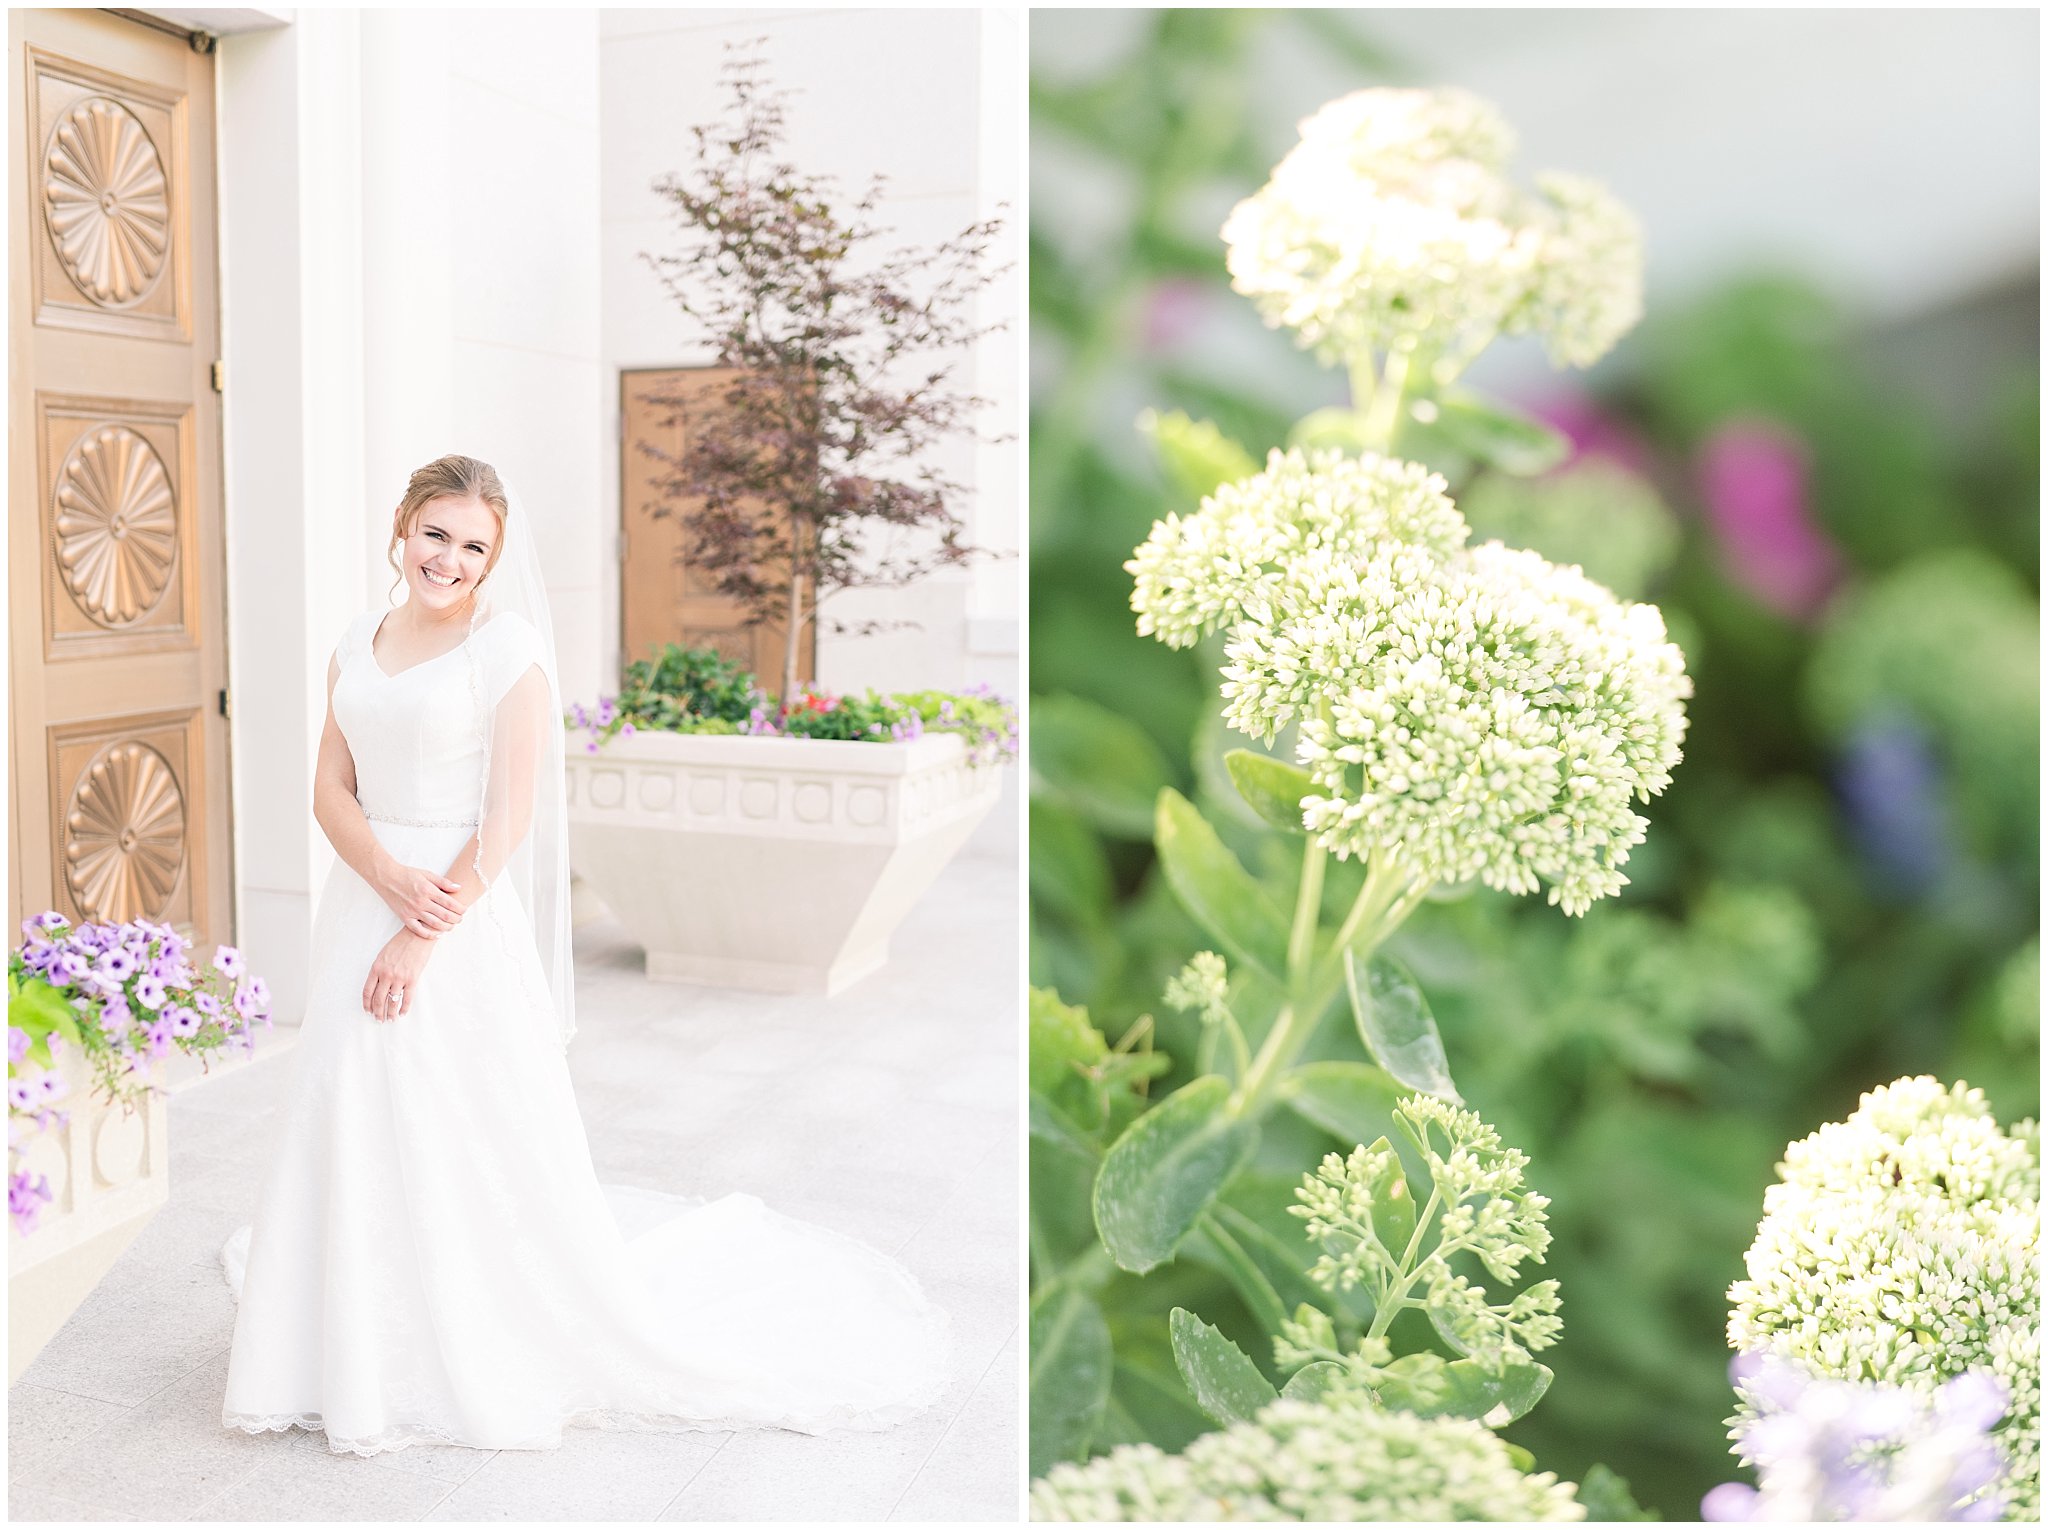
[
  {"left": 1127, "top": 450, "right": 1465, "bottom": 650},
  {"left": 1130, "top": 450, "right": 1691, "bottom": 915},
  {"left": 1027, "top": 1395, "right": 1585, "bottom": 1522},
  {"left": 1221, "top": 87, "right": 1643, "bottom": 371},
  {"left": 1163, "top": 951, "right": 1230, "bottom": 1024},
  {"left": 1728, "top": 1077, "right": 2040, "bottom": 1519},
  {"left": 1295, "top": 1095, "right": 1563, "bottom": 1362}
]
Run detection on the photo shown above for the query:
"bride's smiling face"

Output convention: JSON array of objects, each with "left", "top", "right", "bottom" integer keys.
[{"left": 400, "top": 494, "right": 501, "bottom": 615}]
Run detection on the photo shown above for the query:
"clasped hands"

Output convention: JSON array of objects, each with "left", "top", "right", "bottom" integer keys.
[{"left": 364, "top": 863, "right": 467, "bottom": 1022}]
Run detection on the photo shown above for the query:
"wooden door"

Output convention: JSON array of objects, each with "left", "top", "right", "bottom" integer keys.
[
  {"left": 619, "top": 367, "right": 815, "bottom": 691},
  {"left": 8, "top": 10, "right": 231, "bottom": 945}
]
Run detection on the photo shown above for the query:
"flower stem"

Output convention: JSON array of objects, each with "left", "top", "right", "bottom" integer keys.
[
  {"left": 1360, "top": 348, "right": 1411, "bottom": 454},
  {"left": 1348, "top": 354, "right": 1378, "bottom": 419},
  {"left": 1235, "top": 839, "right": 1333, "bottom": 1116},
  {"left": 1288, "top": 840, "right": 1326, "bottom": 978},
  {"left": 1198, "top": 1210, "right": 1291, "bottom": 1337}
]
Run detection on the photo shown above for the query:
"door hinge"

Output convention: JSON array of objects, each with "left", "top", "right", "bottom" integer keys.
[
  {"left": 218, "top": 688, "right": 231, "bottom": 719},
  {"left": 210, "top": 359, "right": 225, "bottom": 393}
]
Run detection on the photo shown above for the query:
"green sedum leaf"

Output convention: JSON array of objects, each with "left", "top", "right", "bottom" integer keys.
[
  {"left": 1280, "top": 1360, "right": 1348, "bottom": 1403},
  {"left": 1420, "top": 390, "right": 1571, "bottom": 476},
  {"left": 1168, "top": 1307, "right": 1280, "bottom": 1426},
  {"left": 1350, "top": 1136, "right": 1418, "bottom": 1265},
  {"left": 1155, "top": 789, "right": 1291, "bottom": 980},
  {"left": 1138, "top": 408, "right": 1259, "bottom": 502},
  {"left": 1223, "top": 749, "right": 1315, "bottom": 834},
  {"left": 1364, "top": 1352, "right": 1555, "bottom": 1428},
  {"left": 1575, "top": 1464, "right": 1658, "bottom": 1521},
  {"left": 1032, "top": 693, "right": 1177, "bottom": 840},
  {"left": 1279, "top": 1060, "right": 1405, "bottom": 1147},
  {"left": 1094, "top": 1075, "right": 1259, "bottom": 1273},
  {"left": 1346, "top": 952, "right": 1462, "bottom": 1102},
  {"left": 1288, "top": 406, "right": 1379, "bottom": 457},
  {"left": 1030, "top": 1285, "right": 1114, "bottom": 1476}
]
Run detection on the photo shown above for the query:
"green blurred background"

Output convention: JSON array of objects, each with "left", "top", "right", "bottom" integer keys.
[{"left": 1027, "top": 9, "right": 2039, "bottom": 1517}]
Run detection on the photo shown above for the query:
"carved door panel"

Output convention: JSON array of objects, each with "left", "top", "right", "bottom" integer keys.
[
  {"left": 8, "top": 10, "right": 231, "bottom": 944},
  {"left": 619, "top": 367, "right": 815, "bottom": 690}
]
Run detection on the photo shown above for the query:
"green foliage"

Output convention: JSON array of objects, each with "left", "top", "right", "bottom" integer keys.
[
  {"left": 619, "top": 642, "right": 761, "bottom": 728},
  {"left": 574, "top": 645, "right": 1018, "bottom": 762},
  {"left": 1029, "top": 16, "right": 2037, "bottom": 1517},
  {"left": 9, "top": 970, "right": 80, "bottom": 1069}
]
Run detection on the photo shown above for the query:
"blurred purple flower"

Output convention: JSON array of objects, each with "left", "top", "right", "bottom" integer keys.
[
  {"left": 166, "top": 1005, "right": 202, "bottom": 1039},
  {"left": 143, "top": 1016, "right": 174, "bottom": 1060},
  {"left": 6, "top": 1027, "right": 28, "bottom": 1065},
  {"left": 96, "top": 947, "right": 137, "bottom": 982},
  {"left": 213, "top": 944, "right": 244, "bottom": 979},
  {"left": 1706, "top": 1353, "right": 2008, "bottom": 1522},
  {"left": 234, "top": 978, "right": 271, "bottom": 1020},
  {"left": 1530, "top": 389, "right": 1655, "bottom": 474},
  {"left": 1836, "top": 709, "right": 1951, "bottom": 898},
  {"left": 132, "top": 975, "right": 166, "bottom": 1011},
  {"left": 1697, "top": 419, "right": 1842, "bottom": 620},
  {"left": 1142, "top": 277, "right": 1208, "bottom": 354},
  {"left": 9, "top": 1168, "right": 52, "bottom": 1234}
]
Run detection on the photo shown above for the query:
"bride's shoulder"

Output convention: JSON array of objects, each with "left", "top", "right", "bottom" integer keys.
[
  {"left": 333, "top": 606, "right": 388, "bottom": 663},
  {"left": 478, "top": 609, "right": 544, "bottom": 661}
]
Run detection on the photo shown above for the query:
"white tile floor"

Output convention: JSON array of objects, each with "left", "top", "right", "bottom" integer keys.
[{"left": 9, "top": 852, "right": 1022, "bottom": 1523}]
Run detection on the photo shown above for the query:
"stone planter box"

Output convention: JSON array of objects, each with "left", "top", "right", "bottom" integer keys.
[
  {"left": 8, "top": 1048, "right": 168, "bottom": 1382},
  {"left": 566, "top": 730, "right": 1004, "bottom": 994}
]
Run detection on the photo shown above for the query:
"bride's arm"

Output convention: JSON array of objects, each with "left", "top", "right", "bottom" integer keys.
[
  {"left": 311, "top": 651, "right": 466, "bottom": 938},
  {"left": 432, "top": 663, "right": 550, "bottom": 910}
]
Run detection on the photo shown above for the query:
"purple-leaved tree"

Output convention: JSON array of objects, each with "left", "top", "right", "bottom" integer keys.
[{"left": 638, "top": 42, "right": 1006, "bottom": 718}]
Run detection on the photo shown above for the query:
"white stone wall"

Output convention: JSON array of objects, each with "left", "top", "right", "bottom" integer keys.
[
  {"left": 597, "top": 7, "right": 1023, "bottom": 703},
  {"left": 217, "top": 10, "right": 603, "bottom": 1013}
]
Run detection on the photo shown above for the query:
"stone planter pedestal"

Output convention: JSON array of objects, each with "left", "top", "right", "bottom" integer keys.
[
  {"left": 8, "top": 1048, "right": 169, "bottom": 1382},
  {"left": 566, "top": 731, "right": 1003, "bottom": 994}
]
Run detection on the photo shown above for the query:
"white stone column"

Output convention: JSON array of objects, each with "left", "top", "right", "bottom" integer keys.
[{"left": 217, "top": 10, "right": 369, "bottom": 1022}]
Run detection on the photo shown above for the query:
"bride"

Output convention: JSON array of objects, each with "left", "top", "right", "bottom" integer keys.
[{"left": 219, "top": 453, "right": 948, "bottom": 1455}]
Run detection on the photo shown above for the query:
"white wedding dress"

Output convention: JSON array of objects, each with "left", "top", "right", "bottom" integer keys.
[{"left": 219, "top": 607, "right": 948, "bottom": 1455}]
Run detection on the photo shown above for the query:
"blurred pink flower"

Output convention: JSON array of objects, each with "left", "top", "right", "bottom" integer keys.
[
  {"left": 1697, "top": 419, "right": 1841, "bottom": 620},
  {"left": 1142, "top": 278, "right": 1207, "bottom": 355},
  {"left": 1529, "top": 389, "right": 1654, "bottom": 474}
]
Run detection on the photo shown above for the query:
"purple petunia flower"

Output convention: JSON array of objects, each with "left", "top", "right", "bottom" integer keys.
[
  {"left": 166, "top": 1005, "right": 202, "bottom": 1039},
  {"left": 96, "top": 947, "right": 138, "bottom": 982},
  {"left": 212, "top": 944, "right": 245, "bottom": 979},
  {"left": 8, "top": 1073, "right": 42, "bottom": 1112},
  {"left": 132, "top": 975, "right": 167, "bottom": 1011},
  {"left": 1705, "top": 1354, "right": 2009, "bottom": 1523},
  {"left": 233, "top": 977, "right": 271, "bottom": 1019},
  {"left": 192, "top": 992, "right": 220, "bottom": 1017},
  {"left": 51, "top": 952, "right": 89, "bottom": 984},
  {"left": 9, "top": 1168, "right": 53, "bottom": 1235},
  {"left": 98, "top": 999, "right": 133, "bottom": 1038},
  {"left": 7, "top": 1027, "right": 30, "bottom": 1065},
  {"left": 143, "top": 1016, "right": 175, "bottom": 1061}
]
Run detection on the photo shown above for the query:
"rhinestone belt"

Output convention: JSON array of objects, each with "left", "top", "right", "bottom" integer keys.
[{"left": 360, "top": 807, "right": 478, "bottom": 829}]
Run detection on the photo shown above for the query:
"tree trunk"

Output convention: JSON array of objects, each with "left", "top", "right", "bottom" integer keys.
[{"left": 780, "top": 509, "right": 804, "bottom": 720}]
